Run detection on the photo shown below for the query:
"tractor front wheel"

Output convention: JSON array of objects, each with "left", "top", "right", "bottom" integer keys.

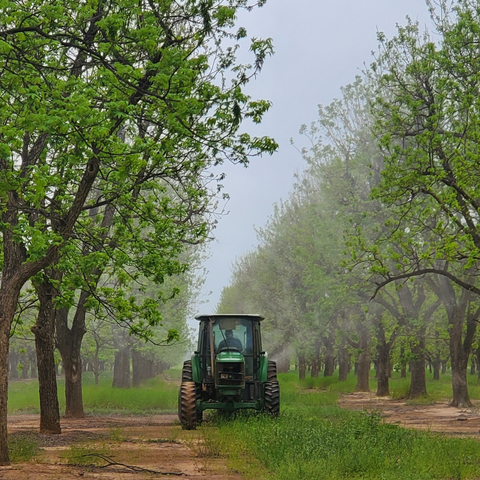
[
  {"left": 178, "top": 381, "right": 198, "bottom": 429},
  {"left": 264, "top": 381, "right": 280, "bottom": 417}
]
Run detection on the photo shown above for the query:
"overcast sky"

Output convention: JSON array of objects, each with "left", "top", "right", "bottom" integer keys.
[{"left": 197, "top": 0, "right": 433, "bottom": 313}]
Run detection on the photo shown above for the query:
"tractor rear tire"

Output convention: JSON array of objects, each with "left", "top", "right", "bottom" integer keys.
[
  {"left": 267, "top": 360, "right": 278, "bottom": 381},
  {"left": 182, "top": 360, "right": 193, "bottom": 382},
  {"left": 178, "top": 381, "right": 198, "bottom": 429},
  {"left": 264, "top": 380, "right": 280, "bottom": 417},
  {"left": 180, "top": 362, "right": 204, "bottom": 425}
]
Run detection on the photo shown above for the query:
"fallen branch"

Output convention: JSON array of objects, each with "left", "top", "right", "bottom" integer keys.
[{"left": 77, "top": 453, "right": 185, "bottom": 476}]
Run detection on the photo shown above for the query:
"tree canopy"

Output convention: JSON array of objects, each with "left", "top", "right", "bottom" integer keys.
[{"left": 0, "top": 0, "right": 277, "bottom": 464}]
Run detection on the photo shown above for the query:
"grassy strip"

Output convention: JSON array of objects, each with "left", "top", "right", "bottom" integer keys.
[
  {"left": 8, "top": 370, "right": 180, "bottom": 415},
  {"left": 207, "top": 410, "right": 480, "bottom": 480},
  {"left": 200, "top": 372, "right": 480, "bottom": 480}
]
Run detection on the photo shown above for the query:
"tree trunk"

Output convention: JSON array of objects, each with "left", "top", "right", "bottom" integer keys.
[
  {"left": 449, "top": 307, "right": 476, "bottom": 407},
  {"left": 298, "top": 354, "right": 306, "bottom": 380},
  {"left": 432, "top": 357, "right": 441, "bottom": 381},
  {"left": 450, "top": 319, "right": 472, "bottom": 407},
  {"left": 0, "top": 283, "right": 24, "bottom": 465},
  {"left": 374, "top": 320, "right": 390, "bottom": 397},
  {"left": 338, "top": 342, "right": 349, "bottom": 382},
  {"left": 429, "top": 276, "right": 478, "bottom": 407},
  {"left": 323, "top": 333, "right": 335, "bottom": 377},
  {"left": 476, "top": 345, "right": 480, "bottom": 380},
  {"left": 355, "top": 321, "right": 371, "bottom": 392},
  {"left": 449, "top": 318, "right": 476, "bottom": 407},
  {"left": 62, "top": 353, "right": 85, "bottom": 417},
  {"left": 408, "top": 329, "right": 427, "bottom": 398},
  {"left": 56, "top": 296, "right": 88, "bottom": 418},
  {"left": 21, "top": 357, "right": 29, "bottom": 379},
  {"left": 375, "top": 347, "right": 389, "bottom": 397},
  {"left": 28, "top": 347, "right": 38, "bottom": 379},
  {"left": 93, "top": 336, "right": 101, "bottom": 387},
  {"left": 31, "top": 273, "right": 61, "bottom": 434},
  {"left": 373, "top": 313, "right": 395, "bottom": 397},
  {"left": 310, "top": 341, "right": 321, "bottom": 378},
  {"left": 399, "top": 347, "right": 407, "bottom": 379},
  {"left": 356, "top": 352, "right": 370, "bottom": 392},
  {"left": 113, "top": 348, "right": 130, "bottom": 388}
]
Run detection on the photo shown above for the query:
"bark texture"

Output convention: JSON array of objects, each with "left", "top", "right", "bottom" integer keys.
[
  {"left": 297, "top": 354, "right": 306, "bottom": 380},
  {"left": 56, "top": 299, "right": 88, "bottom": 418},
  {"left": 428, "top": 276, "right": 479, "bottom": 407},
  {"left": 323, "top": 332, "right": 335, "bottom": 377},
  {"left": 32, "top": 272, "right": 61, "bottom": 434},
  {"left": 113, "top": 347, "right": 131, "bottom": 388},
  {"left": 408, "top": 329, "right": 427, "bottom": 398},
  {"left": 338, "top": 341, "right": 349, "bottom": 382}
]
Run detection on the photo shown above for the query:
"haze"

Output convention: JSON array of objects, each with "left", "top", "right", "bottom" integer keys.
[{"left": 200, "top": 0, "right": 433, "bottom": 310}]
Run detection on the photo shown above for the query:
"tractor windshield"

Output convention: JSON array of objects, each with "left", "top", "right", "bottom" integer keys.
[{"left": 213, "top": 317, "right": 252, "bottom": 353}]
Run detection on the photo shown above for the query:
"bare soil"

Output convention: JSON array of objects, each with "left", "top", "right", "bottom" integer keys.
[
  {"left": 3, "top": 413, "right": 243, "bottom": 480},
  {"left": 339, "top": 391, "right": 480, "bottom": 436}
]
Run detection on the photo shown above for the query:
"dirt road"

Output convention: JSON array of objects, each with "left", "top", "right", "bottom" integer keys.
[{"left": 3, "top": 413, "right": 243, "bottom": 480}]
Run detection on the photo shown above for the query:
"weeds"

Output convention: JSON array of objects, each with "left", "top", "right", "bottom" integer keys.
[
  {"left": 62, "top": 443, "right": 112, "bottom": 466},
  {"left": 8, "top": 432, "right": 40, "bottom": 462},
  {"left": 197, "top": 371, "right": 480, "bottom": 480},
  {"left": 108, "top": 427, "right": 125, "bottom": 442},
  {"left": 205, "top": 408, "right": 480, "bottom": 480}
]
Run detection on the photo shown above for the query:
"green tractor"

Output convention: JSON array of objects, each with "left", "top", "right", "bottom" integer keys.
[{"left": 178, "top": 314, "right": 280, "bottom": 429}]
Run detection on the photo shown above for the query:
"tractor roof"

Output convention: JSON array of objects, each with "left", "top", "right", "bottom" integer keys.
[{"left": 195, "top": 314, "right": 264, "bottom": 321}]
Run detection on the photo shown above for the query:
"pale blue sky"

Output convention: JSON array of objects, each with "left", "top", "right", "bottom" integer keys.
[{"left": 198, "top": 0, "right": 433, "bottom": 312}]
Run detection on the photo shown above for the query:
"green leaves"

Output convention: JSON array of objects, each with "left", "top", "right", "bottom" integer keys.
[
  {"left": 368, "top": 0, "right": 480, "bottom": 285},
  {"left": 0, "top": 0, "right": 276, "bottom": 345}
]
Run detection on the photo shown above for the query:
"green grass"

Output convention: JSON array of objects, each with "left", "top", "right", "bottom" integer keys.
[
  {"left": 8, "top": 433, "right": 40, "bottom": 462},
  {"left": 80, "top": 376, "right": 178, "bottom": 414},
  {"left": 8, "top": 380, "right": 41, "bottom": 414},
  {"left": 8, "top": 370, "right": 180, "bottom": 415},
  {"left": 207, "top": 410, "right": 480, "bottom": 480},
  {"left": 200, "top": 371, "right": 480, "bottom": 480}
]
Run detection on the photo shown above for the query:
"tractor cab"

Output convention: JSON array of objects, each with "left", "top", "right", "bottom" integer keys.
[{"left": 196, "top": 314, "right": 263, "bottom": 383}]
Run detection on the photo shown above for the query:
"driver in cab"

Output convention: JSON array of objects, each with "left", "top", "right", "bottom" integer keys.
[{"left": 218, "top": 329, "right": 243, "bottom": 351}]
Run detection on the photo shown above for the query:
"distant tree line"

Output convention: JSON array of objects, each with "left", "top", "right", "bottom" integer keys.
[{"left": 218, "top": 0, "right": 480, "bottom": 409}]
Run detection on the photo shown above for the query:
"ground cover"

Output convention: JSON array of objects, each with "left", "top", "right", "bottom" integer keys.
[
  {"left": 200, "top": 372, "right": 480, "bottom": 480},
  {"left": 8, "top": 372, "right": 180, "bottom": 415},
  {"left": 6, "top": 369, "right": 480, "bottom": 479}
]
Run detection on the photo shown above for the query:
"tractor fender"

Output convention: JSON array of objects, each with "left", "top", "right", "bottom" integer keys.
[
  {"left": 191, "top": 354, "right": 202, "bottom": 384},
  {"left": 259, "top": 352, "right": 268, "bottom": 383}
]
